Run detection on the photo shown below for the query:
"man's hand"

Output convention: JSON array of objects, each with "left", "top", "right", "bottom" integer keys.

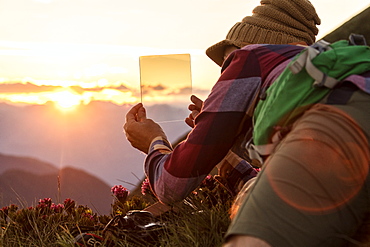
[
  {"left": 185, "top": 95, "right": 203, "bottom": 128},
  {"left": 124, "top": 103, "right": 167, "bottom": 154}
]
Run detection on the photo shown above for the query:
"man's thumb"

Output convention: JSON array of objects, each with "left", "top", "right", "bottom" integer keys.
[{"left": 137, "top": 106, "right": 147, "bottom": 121}]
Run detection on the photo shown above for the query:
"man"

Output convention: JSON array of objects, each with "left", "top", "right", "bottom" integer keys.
[
  {"left": 125, "top": 0, "right": 370, "bottom": 245},
  {"left": 124, "top": 0, "right": 321, "bottom": 203}
]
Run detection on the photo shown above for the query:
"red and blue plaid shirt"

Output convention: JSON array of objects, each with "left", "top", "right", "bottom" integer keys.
[
  {"left": 144, "top": 45, "right": 370, "bottom": 204},
  {"left": 144, "top": 43, "right": 370, "bottom": 205},
  {"left": 143, "top": 44, "right": 306, "bottom": 204}
]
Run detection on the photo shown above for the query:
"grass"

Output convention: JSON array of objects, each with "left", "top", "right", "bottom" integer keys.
[{"left": 0, "top": 176, "right": 233, "bottom": 246}]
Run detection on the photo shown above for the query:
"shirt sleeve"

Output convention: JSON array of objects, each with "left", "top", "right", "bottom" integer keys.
[{"left": 144, "top": 47, "right": 264, "bottom": 205}]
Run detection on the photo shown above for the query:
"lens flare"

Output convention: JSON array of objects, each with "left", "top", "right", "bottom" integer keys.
[{"left": 50, "top": 90, "right": 81, "bottom": 110}]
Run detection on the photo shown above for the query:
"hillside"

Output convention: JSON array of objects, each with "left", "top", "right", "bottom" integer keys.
[
  {"left": 0, "top": 153, "right": 58, "bottom": 175},
  {"left": 0, "top": 153, "right": 113, "bottom": 214}
]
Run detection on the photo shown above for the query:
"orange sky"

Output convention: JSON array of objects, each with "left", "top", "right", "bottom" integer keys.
[{"left": 0, "top": 0, "right": 369, "bottom": 109}]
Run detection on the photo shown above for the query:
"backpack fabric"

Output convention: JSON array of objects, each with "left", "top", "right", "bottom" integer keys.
[{"left": 248, "top": 35, "right": 370, "bottom": 164}]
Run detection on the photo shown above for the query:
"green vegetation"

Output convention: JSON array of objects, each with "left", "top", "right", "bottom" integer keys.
[{"left": 0, "top": 176, "right": 233, "bottom": 246}]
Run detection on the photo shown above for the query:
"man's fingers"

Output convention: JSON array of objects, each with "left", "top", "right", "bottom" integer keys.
[
  {"left": 185, "top": 117, "right": 195, "bottom": 128},
  {"left": 126, "top": 103, "right": 143, "bottom": 123},
  {"left": 185, "top": 110, "right": 199, "bottom": 128},
  {"left": 188, "top": 104, "right": 197, "bottom": 111},
  {"left": 191, "top": 110, "right": 200, "bottom": 119},
  {"left": 190, "top": 95, "right": 203, "bottom": 109},
  {"left": 137, "top": 105, "right": 147, "bottom": 122}
]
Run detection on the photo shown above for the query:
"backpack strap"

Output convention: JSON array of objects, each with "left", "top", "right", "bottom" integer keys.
[
  {"left": 289, "top": 40, "right": 341, "bottom": 89},
  {"left": 247, "top": 40, "right": 335, "bottom": 166},
  {"left": 247, "top": 129, "right": 285, "bottom": 167},
  {"left": 290, "top": 34, "right": 368, "bottom": 89}
]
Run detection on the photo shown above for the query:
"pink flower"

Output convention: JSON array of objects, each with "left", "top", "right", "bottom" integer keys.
[
  {"left": 1, "top": 206, "right": 9, "bottom": 215},
  {"left": 39, "top": 198, "right": 52, "bottom": 206},
  {"left": 141, "top": 178, "right": 151, "bottom": 196},
  {"left": 63, "top": 198, "right": 76, "bottom": 213},
  {"left": 203, "top": 175, "right": 212, "bottom": 183},
  {"left": 82, "top": 213, "right": 95, "bottom": 220},
  {"left": 64, "top": 198, "right": 74, "bottom": 205},
  {"left": 51, "top": 203, "right": 64, "bottom": 213},
  {"left": 201, "top": 175, "right": 214, "bottom": 187},
  {"left": 111, "top": 185, "right": 129, "bottom": 201},
  {"left": 37, "top": 203, "right": 48, "bottom": 210}
]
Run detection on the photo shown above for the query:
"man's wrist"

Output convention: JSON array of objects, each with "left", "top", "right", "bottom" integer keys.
[{"left": 149, "top": 136, "right": 173, "bottom": 153}]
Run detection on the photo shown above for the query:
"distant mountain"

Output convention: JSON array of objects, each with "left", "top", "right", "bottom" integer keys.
[
  {"left": 0, "top": 153, "right": 113, "bottom": 214},
  {"left": 0, "top": 101, "right": 190, "bottom": 191},
  {"left": 0, "top": 153, "right": 58, "bottom": 175}
]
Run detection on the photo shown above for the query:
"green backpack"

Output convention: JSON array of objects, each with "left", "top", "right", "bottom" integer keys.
[{"left": 248, "top": 34, "right": 370, "bottom": 165}]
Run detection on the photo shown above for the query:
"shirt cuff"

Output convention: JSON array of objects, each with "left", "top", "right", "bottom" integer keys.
[{"left": 149, "top": 136, "right": 173, "bottom": 154}]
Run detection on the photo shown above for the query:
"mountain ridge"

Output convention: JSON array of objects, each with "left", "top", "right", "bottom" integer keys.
[
  {"left": 0, "top": 152, "right": 58, "bottom": 175},
  {"left": 0, "top": 153, "right": 113, "bottom": 214}
]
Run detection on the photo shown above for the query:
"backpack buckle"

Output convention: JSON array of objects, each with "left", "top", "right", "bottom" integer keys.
[
  {"left": 311, "top": 39, "right": 331, "bottom": 52},
  {"left": 349, "top": 33, "right": 367, "bottom": 46}
]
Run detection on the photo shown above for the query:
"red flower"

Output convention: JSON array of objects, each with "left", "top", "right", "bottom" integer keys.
[
  {"left": 38, "top": 198, "right": 52, "bottom": 207},
  {"left": 51, "top": 203, "right": 64, "bottom": 213},
  {"left": 111, "top": 185, "right": 129, "bottom": 201},
  {"left": 63, "top": 198, "right": 76, "bottom": 214},
  {"left": 1, "top": 206, "right": 8, "bottom": 215},
  {"left": 141, "top": 178, "right": 151, "bottom": 196}
]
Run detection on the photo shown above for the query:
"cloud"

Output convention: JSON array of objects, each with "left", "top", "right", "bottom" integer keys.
[
  {"left": 141, "top": 84, "right": 167, "bottom": 94},
  {"left": 69, "top": 84, "right": 130, "bottom": 95},
  {"left": 0, "top": 82, "right": 61, "bottom": 93},
  {"left": 174, "top": 86, "right": 192, "bottom": 95},
  {"left": 0, "top": 80, "right": 133, "bottom": 97},
  {"left": 112, "top": 85, "right": 129, "bottom": 91},
  {"left": 150, "top": 85, "right": 166, "bottom": 91}
]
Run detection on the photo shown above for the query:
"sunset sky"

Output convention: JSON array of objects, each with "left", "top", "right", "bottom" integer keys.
[{"left": 0, "top": 0, "right": 369, "bottom": 109}]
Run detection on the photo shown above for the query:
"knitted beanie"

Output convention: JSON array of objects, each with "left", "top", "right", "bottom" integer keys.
[{"left": 206, "top": 0, "right": 321, "bottom": 66}]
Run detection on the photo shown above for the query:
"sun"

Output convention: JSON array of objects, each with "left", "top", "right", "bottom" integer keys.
[{"left": 50, "top": 90, "right": 81, "bottom": 110}]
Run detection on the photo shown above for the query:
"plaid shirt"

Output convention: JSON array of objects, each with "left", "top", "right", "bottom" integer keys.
[{"left": 144, "top": 44, "right": 308, "bottom": 204}]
